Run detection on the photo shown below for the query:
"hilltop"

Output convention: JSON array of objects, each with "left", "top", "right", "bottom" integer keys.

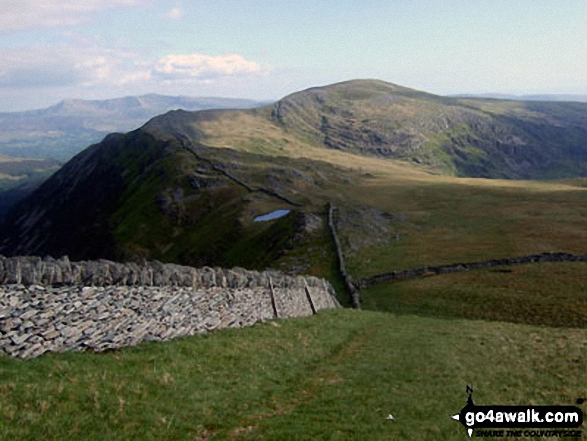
[{"left": 272, "top": 80, "right": 587, "bottom": 178}]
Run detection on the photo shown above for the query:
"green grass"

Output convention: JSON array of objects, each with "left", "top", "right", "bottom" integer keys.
[
  {"left": 340, "top": 179, "right": 587, "bottom": 279},
  {"left": 361, "top": 262, "right": 587, "bottom": 328},
  {"left": 1, "top": 309, "right": 585, "bottom": 440}
]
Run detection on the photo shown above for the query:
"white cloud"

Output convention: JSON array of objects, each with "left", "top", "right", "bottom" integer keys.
[
  {"left": 0, "top": 45, "right": 144, "bottom": 89},
  {"left": 165, "top": 7, "right": 182, "bottom": 20},
  {"left": 0, "top": 45, "right": 266, "bottom": 95},
  {"left": 118, "top": 71, "right": 153, "bottom": 85},
  {"left": 0, "top": 0, "right": 147, "bottom": 32},
  {"left": 154, "top": 54, "right": 263, "bottom": 81}
]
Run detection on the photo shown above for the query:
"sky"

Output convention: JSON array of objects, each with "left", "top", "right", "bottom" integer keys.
[{"left": 0, "top": 0, "right": 586, "bottom": 111}]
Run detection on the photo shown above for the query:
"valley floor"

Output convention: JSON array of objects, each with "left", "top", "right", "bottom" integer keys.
[{"left": 1, "top": 309, "right": 585, "bottom": 440}]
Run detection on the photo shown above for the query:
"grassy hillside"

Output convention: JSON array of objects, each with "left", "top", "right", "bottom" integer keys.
[
  {"left": 140, "top": 80, "right": 587, "bottom": 181},
  {"left": 336, "top": 176, "right": 587, "bottom": 278},
  {"left": 139, "top": 82, "right": 587, "bottom": 279},
  {"left": 0, "top": 130, "right": 349, "bottom": 285},
  {"left": 1, "top": 79, "right": 587, "bottom": 440},
  {"left": 361, "top": 262, "right": 587, "bottom": 328},
  {"left": 220, "top": 79, "right": 587, "bottom": 179},
  {"left": 1, "top": 309, "right": 585, "bottom": 440}
]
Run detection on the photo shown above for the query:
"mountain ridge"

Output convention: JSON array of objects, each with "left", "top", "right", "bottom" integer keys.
[
  {"left": 148, "top": 79, "right": 587, "bottom": 179},
  {"left": 3, "top": 79, "right": 587, "bottom": 268}
]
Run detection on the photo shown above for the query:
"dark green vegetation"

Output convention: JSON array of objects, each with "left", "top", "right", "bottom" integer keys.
[
  {"left": 1, "top": 310, "right": 585, "bottom": 441},
  {"left": 0, "top": 95, "right": 263, "bottom": 160},
  {"left": 0, "top": 128, "right": 351, "bottom": 279},
  {"left": 0, "top": 155, "right": 60, "bottom": 220}
]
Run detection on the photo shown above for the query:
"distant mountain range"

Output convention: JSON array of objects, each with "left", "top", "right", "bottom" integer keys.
[
  {"left": 451, "top": 93, "right": 587, "bottom": 102},
  {"left": 0, "top": 94, "right": 266, "bottom": 160}
]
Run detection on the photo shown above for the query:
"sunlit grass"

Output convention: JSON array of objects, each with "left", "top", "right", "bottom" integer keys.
[
  {"left": 361, "top": 263, "right": 587, "bottom": 328},
  {"left": 339, "top": 179, "right": 587, "bottom": 277},
  {"left": 1, "top": 309, "right": 585, "bottom": 440}
]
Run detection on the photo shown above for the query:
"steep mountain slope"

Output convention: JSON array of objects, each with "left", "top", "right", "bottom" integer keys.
[
  {"left": 0, "top": 131, "right": 169, "bottom": 259},
  {"left": 0, "top": 95, "right": 264, "bottom": 160},
  {"left": 0, "top": 126, "right": 350, "bottom": 273}
]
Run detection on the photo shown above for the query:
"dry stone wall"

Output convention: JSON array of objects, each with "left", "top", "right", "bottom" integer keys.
[
  {"left": 0, "top": 256, "right": 339, "bottom": 359},
  {"left": 357, "top": 252, "right": 587, "bottom": 287},
  {"left": 327, "top": 203, "right": 361, "bottom": 309}
]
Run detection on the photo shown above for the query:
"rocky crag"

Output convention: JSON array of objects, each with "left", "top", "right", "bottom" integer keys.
[{"left": 0, "top": 256, "right": 339, "bottom": 359}]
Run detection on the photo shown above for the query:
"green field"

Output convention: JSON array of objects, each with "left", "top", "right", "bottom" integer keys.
[
  {"left": 332, "top": 176, "right": 587, "bottom": 279},
  {"left": 1, "top": 309, "right": 585, "bottom": 440},
  {"left": 3, "top": 147, "right": 587, "bottom": 439},
  {"left": 361, "top": 263, "right": 587, "bottom": 328}
]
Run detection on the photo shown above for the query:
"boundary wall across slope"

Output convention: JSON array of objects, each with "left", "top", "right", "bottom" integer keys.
[{"left": 0, "top": 256, "right": 339, "bottom": 358}]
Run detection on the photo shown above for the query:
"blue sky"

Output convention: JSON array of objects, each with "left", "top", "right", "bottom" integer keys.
[{"left": 0, "top": 0, "right": 586, "bottom": 111}]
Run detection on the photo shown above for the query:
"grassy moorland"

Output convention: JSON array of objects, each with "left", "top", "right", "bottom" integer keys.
[
  {"left": 361, "top": 262, "right": 587, "bottom": 328},
  {"left": 170, "top": 86, "right": 587, "bottom": 280},
  {"left": 336, "top": 176, "right": 587, "bottom": 278},
  {"left": 1, "top": 309, "right": 585, "bottom": 441},
  {"left": 6, "top": 79, "right": 587, "bottom": 274}
]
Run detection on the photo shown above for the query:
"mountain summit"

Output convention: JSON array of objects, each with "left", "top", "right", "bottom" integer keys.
[{"left": 270, "top": 79, "right": 587, "bottom": 178}]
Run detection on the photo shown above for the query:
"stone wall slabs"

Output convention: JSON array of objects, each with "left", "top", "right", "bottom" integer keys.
[{"left": 0, "top": 256, "right": 339, "bottom": 359}]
